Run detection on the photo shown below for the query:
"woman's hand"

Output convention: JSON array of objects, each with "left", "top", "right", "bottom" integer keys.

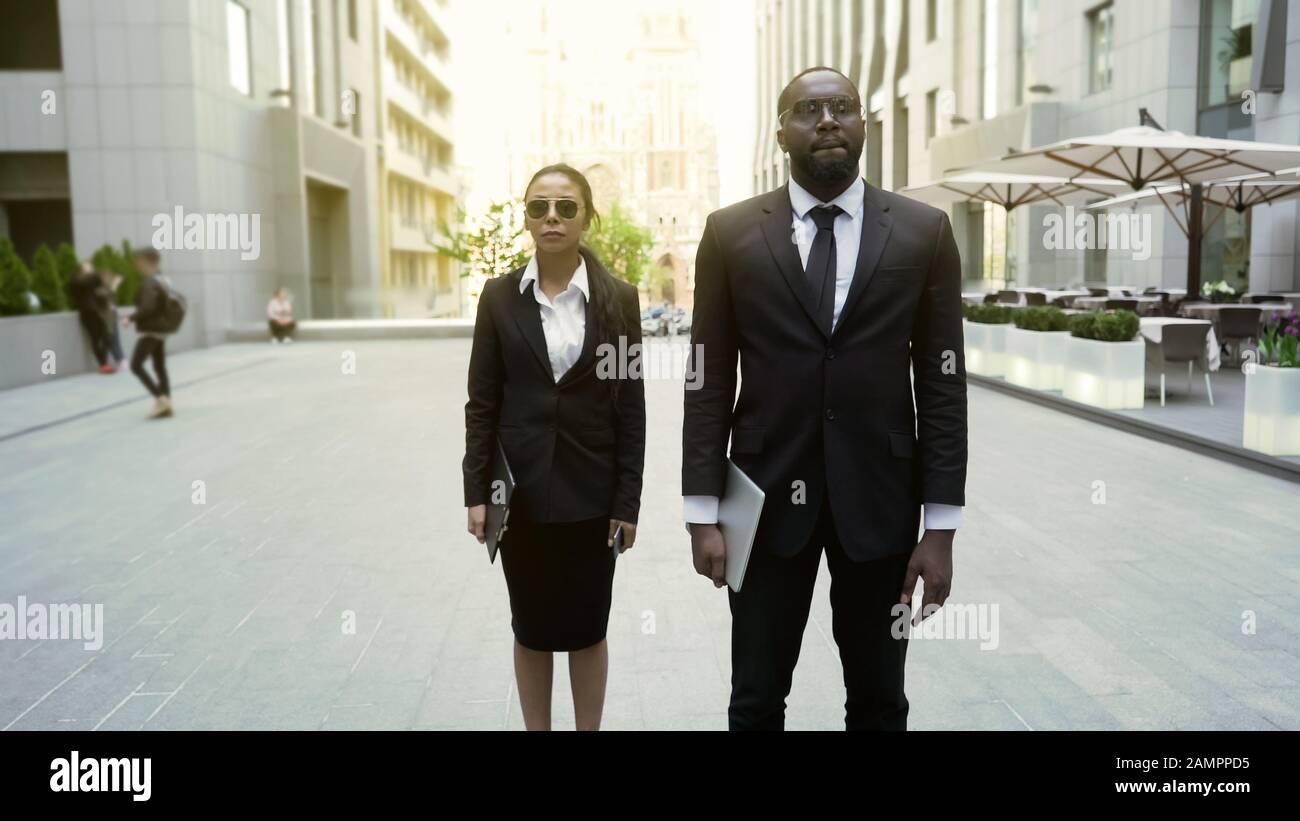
[
  {"left": 467, "top": 505, "right": 487, "bottom": 544},
  {"left": 608, "top": 519, "right": 636, "bottom": 553}
]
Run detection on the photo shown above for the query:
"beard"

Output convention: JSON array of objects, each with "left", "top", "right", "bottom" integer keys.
[{"left": 795, "top": 142, "right": 864, "bottom": 183}]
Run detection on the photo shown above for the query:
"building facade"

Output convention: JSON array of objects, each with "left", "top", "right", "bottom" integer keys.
[
  {"left": 753, "top": 0, "right": 1300, "bottom": 296},
  {"left": 374, "top": 0, "right": 460, "bottom": 318},
  {"left": 500, "top": 0, "right": 719, "bottom": 309},
  {"left": 0, "top": 0, "right": 458, "bottom": 350}
]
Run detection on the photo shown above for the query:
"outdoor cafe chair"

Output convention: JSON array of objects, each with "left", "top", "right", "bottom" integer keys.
[{"left": 1145, "top": 322, "right": 1214, "bottom": 407}]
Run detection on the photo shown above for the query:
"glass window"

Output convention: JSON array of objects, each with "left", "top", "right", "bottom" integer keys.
[
  {"left": 927, "top": 0, "right": 938, "bottom": 42},
  {"left": 1088, "top": 3, "right": 1114, "bottom": 95},
  {"left": 926, "top": 89, "right": 937, "bottom": 145},
  {"left": 226, "top": 1, "right": 252, "bottom": 97},
  {"left": 1199, "top": 0, "right": 1254, "bottom": 109},
  {"left": 1017, "top": 0, "right": 1039, "bottom": 106},
  {"left": 276, "top": 0, "right": 292, "bottom": 94}
]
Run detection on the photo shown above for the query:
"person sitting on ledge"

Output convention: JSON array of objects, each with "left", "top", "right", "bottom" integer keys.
[{"left": 267, "top": 287, "right": 296, "bottom": 344}]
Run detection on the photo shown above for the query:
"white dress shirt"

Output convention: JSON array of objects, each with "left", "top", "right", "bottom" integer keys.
[
  {"left": 683, "top": 178, "right": 963, "bottom": 532},
  {"left": 520, "top": 255, "right": 588, "bottom": 382}
]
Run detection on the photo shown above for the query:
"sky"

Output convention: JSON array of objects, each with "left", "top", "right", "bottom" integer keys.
[{"left": 448, "top": 0, "right": 757, "bottom": 211}]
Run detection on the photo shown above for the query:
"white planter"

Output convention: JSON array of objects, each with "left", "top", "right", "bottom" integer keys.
[
  {"left": 1243, "top": 365, "right": 1300, "bottom": 456},
  {"left": 1005, "top": 327, "right": 1070, "bottom": 391},
  {"left": 963, "top": 320, "right": 1012, "bottom": 378},
  {"left": 1063, "top": 336, "right": 1145, "bottom": 409}
]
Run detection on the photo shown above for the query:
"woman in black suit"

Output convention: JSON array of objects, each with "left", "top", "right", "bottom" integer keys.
[{"left": 463, "top": 164, "right": 645, "bottom": 730}]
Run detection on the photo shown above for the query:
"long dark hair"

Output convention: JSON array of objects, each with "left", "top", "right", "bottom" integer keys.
[{"left": 524, "top": 163, "right": 629, "bottom": 393}]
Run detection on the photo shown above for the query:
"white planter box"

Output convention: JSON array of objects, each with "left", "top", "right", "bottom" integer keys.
[
  {"left": 1005, "top": 327, "right": 1070, "bottom": 391},
  {"left": 1063, "top": 336, "right": 1145, "bottom": 409},
  {"left": 1243, "top": 365, "right": 1300, "bottom": 456},
  {"left": 963, "top": 319, "right": 1012, "bottom": 377}
]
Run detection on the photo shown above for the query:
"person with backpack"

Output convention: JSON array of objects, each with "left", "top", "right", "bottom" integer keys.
[{"left": 125, "top": 247, "right": 185, "bottom": 418}]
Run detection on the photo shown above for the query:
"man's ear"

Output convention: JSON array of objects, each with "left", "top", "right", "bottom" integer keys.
[{"left": 775, "top": 127, "right": 787, "bottom": 154}]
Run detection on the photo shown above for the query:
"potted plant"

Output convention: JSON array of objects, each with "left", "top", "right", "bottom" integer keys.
[
  {"left": 1062, "top": 310, "right": 1144, "bottom": 409},
  {"left": 1006, "top": 306, "right": 1071, "bottom": 391},
  {"left": 1243, "top": 311, "right": 1300, "bottom": 456},
  {"left": 962, "top": 303, "right": 1015, "bottom": 377},
  {"left": 1201, "top": 279, "right": 1240, "bottom": 304}
]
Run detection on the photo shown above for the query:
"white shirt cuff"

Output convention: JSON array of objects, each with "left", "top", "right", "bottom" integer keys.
[
  {"left": 923, "top": 503, "right": 963, "bottom": 531},
  {"left": 683, "top": 495, "right": 719, "bottom": 524}
]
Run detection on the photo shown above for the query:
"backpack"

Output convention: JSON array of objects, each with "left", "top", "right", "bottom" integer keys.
[{"left": 155, "top": 277, "right": 187, "bottom": 334}]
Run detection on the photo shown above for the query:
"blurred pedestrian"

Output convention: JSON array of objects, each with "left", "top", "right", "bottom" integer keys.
[
  {"left": 267, "top": 287, "right": 296, "bottom": 343},
  {"left": 125, "top": 248, "right": 185, "bottom": 418},
  {"left": 70, "top": 262, "right": 114, "bottom": 373}
]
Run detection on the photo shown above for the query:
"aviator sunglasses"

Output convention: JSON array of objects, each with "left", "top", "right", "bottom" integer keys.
[{"left": 526, "top": 198, "right": 581, "bottom": 220}]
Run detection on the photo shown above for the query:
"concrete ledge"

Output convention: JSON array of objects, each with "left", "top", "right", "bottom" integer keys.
[
  {"left": 226, "top": 319, "right": 475, "bottom": 343},
  {"left": 970, "top": 373, "right": 1300, "bottom": 484}
]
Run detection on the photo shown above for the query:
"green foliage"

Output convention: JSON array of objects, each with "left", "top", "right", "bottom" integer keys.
[
  {"left": 0, "top": 236, "right": 34, "bottom": 316},
  {"left": 1258, "top": 312, "right": 1300, "bottom": 368},
  {"left": 1012, "top": 306, "right": 1070, "bottom": 332},
  {"left": 55, "top": 242, "right": 81, "bottom": 306},
  {"left": 962, "top": 302, "right": 1014, "bottom": 324},
  {"left": 585, "top": 201, "right": 653, "bottom": 287},
  {"left": 30, "top": 245, "right": 67, "bottom": 312},
  {"left": 1069, "top": 310, "right": 1140, "bottom": 342},
  {"left": 91, "top": 241, "right": 142, "bottom": 305},
  {"left": 433, "top": 201, "right": 530, "bottom": 279}
]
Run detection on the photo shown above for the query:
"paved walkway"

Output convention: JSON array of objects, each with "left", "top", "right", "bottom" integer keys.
[{"left": 0, "top": 340, "right": 1296, "bottom": 730}]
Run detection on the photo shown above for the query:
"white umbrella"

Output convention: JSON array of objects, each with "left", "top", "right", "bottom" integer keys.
[
  {"left": 969, "top": 114, "right": 1300, "bottom": 293},
  {"left": 987, "top": 125, "right": 1300, "bottom": 189},
  {"left": 900, "top": 172, "right": 1125, "bottom": 210},
  {"left": 1088, "top": 177, "right": 1300, "bottom": 213}
]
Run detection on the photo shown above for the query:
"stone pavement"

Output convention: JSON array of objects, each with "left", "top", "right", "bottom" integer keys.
[{"left": 0, "top": 339, "right": 1297, "bottom": 730}]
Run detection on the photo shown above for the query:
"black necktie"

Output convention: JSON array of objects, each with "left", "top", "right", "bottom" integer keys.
[{"left": 805, "top": 205, "right": 843, "bottom": 335}]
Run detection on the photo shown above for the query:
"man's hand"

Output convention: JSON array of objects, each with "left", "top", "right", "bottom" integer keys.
[
  {"left": 467, "top": 504, "right": 486, "bottom": 544},
  {"left": 900, "top": 529, "right": 954, "bottom": 625},
  {"left": 608, "top": 519, "right": 637, "bottom": 552},
  {"left": 689, "top": 523, "right": 727, "bottom": 588}
]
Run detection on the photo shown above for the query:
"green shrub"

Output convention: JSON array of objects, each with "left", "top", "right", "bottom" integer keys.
[
  {"left": 56, "top": 242, "right": 81, "bottom": 306},
  {"left": 962, "top": 302, "right": 1014, "bottom": 324},
  {"left": 1069, "top": 310, "right": 1140, "bottom": 342},
  {"left": 1012, "top": 306, "right": 1070, "bottom": 332},
  {"left": 0, "top": 236, "right": 34, "bottom": 316},
  {"left": 91, "top": 241, "right": 142, "bottom": 306},
  {"left": 30, "top": 245, "right": 67, "bottom": 312}
]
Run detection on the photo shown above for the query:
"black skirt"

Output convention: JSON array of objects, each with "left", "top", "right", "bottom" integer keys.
[{"left": 498, "top": 515, "right": 615, "bottom": 652}]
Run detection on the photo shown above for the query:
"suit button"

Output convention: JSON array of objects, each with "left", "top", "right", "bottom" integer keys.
[
  {"left": 825, "top": 348, "right": 835, "bottom": 360},
  {"left": 825, "top": 409, "right": 835, "bottom": 421}
]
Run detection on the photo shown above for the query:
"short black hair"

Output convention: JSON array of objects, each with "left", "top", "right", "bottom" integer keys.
[
  {"left": 778, "top": 66, "right": 859, "bottom": 116},
  {"left": 133, "top": 247, "right": 160, "bottom": 265}
]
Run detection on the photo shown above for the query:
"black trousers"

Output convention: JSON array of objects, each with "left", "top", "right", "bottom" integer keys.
[
  {"left": 78, "top": 310, "right": 110, "bottom": 367},
  {"left": 728, "top": 494, "right": 913, "bottom": 731},
  {"left": 130, "top": 335, "right": 170, "bottom": 398},
  {"left": 269, "top": 320, "right": 296, "bottom": 340}
]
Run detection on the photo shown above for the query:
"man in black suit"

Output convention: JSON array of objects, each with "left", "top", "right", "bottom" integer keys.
[{"left": 682, "top": 67, "right": 967, "bottom": 730}]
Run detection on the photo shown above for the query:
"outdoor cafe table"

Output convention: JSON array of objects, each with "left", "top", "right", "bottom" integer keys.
[
  {"left": 1072, "top": 294, "right": 1164, "bottom": 315},
  {"left": 1139, "top": 317, "right": 1220, "bottom": 371},
  {"left": 1181, "top": 302, "right": 1294, "bottom": 329}
]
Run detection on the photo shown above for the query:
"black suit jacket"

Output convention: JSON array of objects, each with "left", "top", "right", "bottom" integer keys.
[
  {"left": 464, "top": 248, "right": 646, "bottom": 524},
  {"left": 682, "top": 182, "right": 967, "bottom": 561}
]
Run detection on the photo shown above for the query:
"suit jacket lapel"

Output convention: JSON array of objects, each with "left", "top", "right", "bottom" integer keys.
[
  {"left": 761, "top": 185, "right": 826, "bottom": 340},
  {"left": 509, "top": 270, "right": 553, "bottom": 379},
  {"left": 834, "top": 184, "right": 893, "bottom": 338}
]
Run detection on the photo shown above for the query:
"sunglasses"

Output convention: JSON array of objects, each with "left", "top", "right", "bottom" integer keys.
[
  {"left": 778, "top": 95, "right": 864, "bottom": 126},
  {"left": 525, "top": 198, "right": 581, "bottom": 220}
]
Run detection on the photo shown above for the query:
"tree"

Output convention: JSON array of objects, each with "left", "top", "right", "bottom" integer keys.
[
  {"left": 586, "top": 201, "right": 653, "bottom": 287},
  {"left": 433, "top": 201, "right": 531, "bottom": 280},
  {"left": 56, "top": 242, "right": 81, "bottom": 307},
  {"left": 0, "top": 236, "right": 33, "bottom": 316},
  {"left": 30, "top": 244, "right": 67, "bottom": 312}
]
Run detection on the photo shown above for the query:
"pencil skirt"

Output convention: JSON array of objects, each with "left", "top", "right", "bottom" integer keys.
[{"left": 498, "top": 515, "right": 615, "bottom": 652}]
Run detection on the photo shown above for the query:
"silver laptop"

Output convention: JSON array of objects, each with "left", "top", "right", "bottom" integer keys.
[
  {"left": 485, "top": 441, "right": 515, "bottom": 564},
  {"left": 718, "top": 460, "right": 765, "bottom": 592}
]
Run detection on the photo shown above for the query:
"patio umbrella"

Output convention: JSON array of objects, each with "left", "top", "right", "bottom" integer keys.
[
  {"left": 899, "top": 172, "right": 1125, "bottom": 210},
  {"left": 970, "top": 110, "right": 1300, "bottom": 293},
  {"left": 900, "top": 172, "right": 1125, "bottom": 284}
]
